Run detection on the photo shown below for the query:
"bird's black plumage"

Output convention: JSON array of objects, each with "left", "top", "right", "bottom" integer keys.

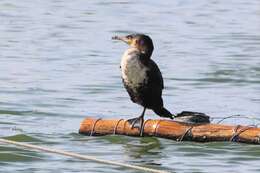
[{"left": 112, "top": 34, "right": 173, "bottom": 135}]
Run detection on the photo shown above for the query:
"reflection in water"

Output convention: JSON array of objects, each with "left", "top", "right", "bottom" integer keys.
[
  {"left": 96, "top": 135, "right": 164, "bottom": 166},
  {"left": 124, "top": 137, "right": 163, "bottom": 159}
]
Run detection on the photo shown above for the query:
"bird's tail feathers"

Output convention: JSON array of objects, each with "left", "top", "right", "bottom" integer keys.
[{"left": 153, "top": 107, "right": 174, "bottom": 119}]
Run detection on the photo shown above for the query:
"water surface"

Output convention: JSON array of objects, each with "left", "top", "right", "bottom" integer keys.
[{"left": 0, "top": 0, "right": 260, "bottom": 172}]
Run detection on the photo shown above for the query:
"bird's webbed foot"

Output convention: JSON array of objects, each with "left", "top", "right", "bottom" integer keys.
[
  {"left": 127, "top": 116, "right": 144, "bottom": 129},
  {"left": 127, "top": 115, "right": 144, "bottom": 136}
]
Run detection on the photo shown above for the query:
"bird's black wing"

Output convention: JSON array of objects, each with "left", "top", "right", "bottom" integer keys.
[
  {"left": 146, "top": 59, "right": 164, "bottom": 90},
  {"left": 139, "top": 56, "right": 172, "bottom": 117},
  {"left": 137, "top": 58, "right": 164, "bottom": 108}
]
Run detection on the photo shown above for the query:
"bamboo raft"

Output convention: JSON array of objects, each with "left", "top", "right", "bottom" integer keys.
[{"left": 79, "top": 117, "right": 260, "bottom": 144}]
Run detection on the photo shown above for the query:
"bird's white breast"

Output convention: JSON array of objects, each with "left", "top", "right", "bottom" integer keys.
[{"left": 120, "top": 48, "right": 148, "bottom": 87}]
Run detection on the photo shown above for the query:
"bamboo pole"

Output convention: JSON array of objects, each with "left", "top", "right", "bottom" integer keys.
[{"left": 79, "top": 118, "right": 260, "bottom": 144}]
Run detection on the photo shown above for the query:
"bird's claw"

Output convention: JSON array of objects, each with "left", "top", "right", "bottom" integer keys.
[
  {"left": 127, "top": 116, "right": 144, "bottom": 136},
  {"left": 127, "top": 117, "right": 143, "bottom": 129}
]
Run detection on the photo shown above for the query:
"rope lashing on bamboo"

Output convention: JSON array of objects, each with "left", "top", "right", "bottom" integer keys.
[
  {"left": 230, "top": 125, "right": 254, "bottom": 142},
  {"left": 177, "top": 126, "right": 194, "bottom": 142},
  {"left": 0, "top": 138, "right": 168, "bottom": 173},
  {"left": 90, "top": 118, "right": 102, "bottom": 136},
  {"left": 79, "top": 118, "right": 260, "bottom": 144},
  {"left": 85, "top": 118, "right": 198, "bottom": 141},
  {"left": 113, "top": 118, "right": 124, "bottom": 135}
]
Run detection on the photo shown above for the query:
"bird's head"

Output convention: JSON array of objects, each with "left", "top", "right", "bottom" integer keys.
[{"left": 112, "top": 34, "right": 154, "bottom": 58}]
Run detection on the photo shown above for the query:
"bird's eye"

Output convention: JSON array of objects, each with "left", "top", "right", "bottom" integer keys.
[{"left": 139, "top": 39, "right": 144, "bottom": 45}]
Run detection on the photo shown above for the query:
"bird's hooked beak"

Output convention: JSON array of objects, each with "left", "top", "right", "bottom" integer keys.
[{"left": 112, "top": 35, "right": 133, "bottom": 45}]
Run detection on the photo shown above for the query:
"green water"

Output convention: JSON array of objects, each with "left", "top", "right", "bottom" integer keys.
[{"left": 1, "top": 0, "right": 260, "bottom": 172}]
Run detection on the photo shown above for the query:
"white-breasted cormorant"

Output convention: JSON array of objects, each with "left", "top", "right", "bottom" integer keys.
[{"left": 112, "top": 34, "right": 174, "bottom": 135}]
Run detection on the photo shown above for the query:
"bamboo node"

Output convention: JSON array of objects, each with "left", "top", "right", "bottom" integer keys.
[
  {"left": 153, "top": 120, "right": 162, "bottom": 136},
  {"left": 90, "top": 118, "right": 102, "bottom": 136},
  {"left": 142, "top": 119, "right": 151, "bottom": 136},
  {"left": 123, "top": 120, "right": 128, "bottom": 135}
]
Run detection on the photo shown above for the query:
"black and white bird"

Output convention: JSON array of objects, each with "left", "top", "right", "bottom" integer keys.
[{"left": 112, "top": 34, "right": 174, "bottom": 134}]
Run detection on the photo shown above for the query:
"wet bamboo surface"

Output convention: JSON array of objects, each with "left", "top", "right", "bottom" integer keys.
[{"left": 79, "top": 118, "right": 260, "bottom": 144}]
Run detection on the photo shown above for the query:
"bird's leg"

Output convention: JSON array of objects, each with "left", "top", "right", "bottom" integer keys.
[{"left": 127, "top": 107, "right": 146, "bottom": 136}]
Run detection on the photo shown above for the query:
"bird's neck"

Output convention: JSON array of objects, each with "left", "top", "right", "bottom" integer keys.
[
  {"left": 142, "top": 50, "right": 152, "bottom": 60},
  {"left": 127, "top": 47, "right": 153, "bottom": 60}
]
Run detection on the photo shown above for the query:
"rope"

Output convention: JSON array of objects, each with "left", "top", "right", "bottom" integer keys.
[
  {"left": 230, "top": 125, "right": 241, "bottom": 142},
  {"left": 0, "top": 138, "right": 169, "bottom": 173},
  {"left": 229, "top": 125, "right": 253, "bottom": 142},
  {"left": 90, "top": 118, "right": 102, "bottom": 136},
  {"left": 177, "top": 126, "right": 194, "bottom": 142},
  {"left": 113, "top": 119, "right": 124, "bottom": 135},
  {"left": 215, "top": 114, "right": 260, "bottom": 125}
]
